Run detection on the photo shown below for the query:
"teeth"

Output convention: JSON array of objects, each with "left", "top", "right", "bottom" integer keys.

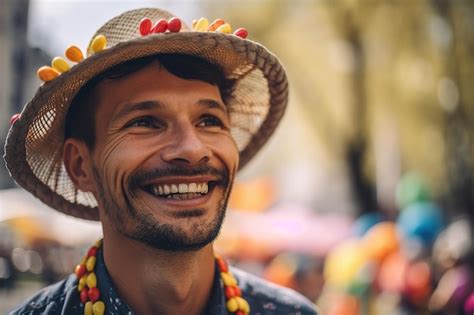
[
  {"left": 171, "top": 184, "right": 178, "bottom": 194},
  {"left": 149, "top": 182, "right": 210, "bottom": 197}
]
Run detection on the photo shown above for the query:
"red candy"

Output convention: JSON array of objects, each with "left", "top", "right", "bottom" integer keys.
[
  {"left": 88, "top": 287, "right": 100, "bottom": 302},
  {"left": 75, "top": 264, "right": 87, "bottom": 278},
  {"left": 139, "top": 18, "right": 153, "bottom": 36},
  {"left": 233, "top": 28, "right": 248, "bottom": 39},
  {"left": 225, "top": 286, "right": 235, "bottom": 299},
  {"left": 216, "top": 257, "right": 228, "bottom": 272},
  {"left": 152, "top": 19, "right": 168, "bottom": 33},
  {"left": 80, "top": 288, "right": 89, "bottom": 304},
  {"left": 234, "top": 286, "right": 242, "bottom": 297},
  {"left": 10, "top": 113, "right": 20, "bottom": 125},
  {"left": 87, "top": 247, "right": 98, "bottom": 257},
  {"left": 167, "top": 17, "right": 181, "bottom": 32},
  {"left": 235, "top": 311, "right": 245, "bottom": 315}
]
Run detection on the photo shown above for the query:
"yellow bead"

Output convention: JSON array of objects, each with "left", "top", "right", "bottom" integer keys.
[
  {"left": 84, "top": 301, "right": 93, "bottom": 315},
  {"left": 51, "top": 57, "right": 70, "bottom": 73},
  {"left": 80, "top": 256, "right": 87, "bottom": 265},
  {"left": 226, "top": 297, "right": 238, "bottom": 312},
  {"left": 216, "top": 23, "right": 232, "bottom": 34},
  {"left": 193, "top": 17, "right": 209, "bottom": 31},
  {"left": 92, "top": 301, "right": 105, "bottom": 315},
  {"left": 86, "top": 256, "right": 96, "bottom": 272},
  {"left": 78, "top": 282, "right": 84, "bottom": 292},
  {"left": 236, "top": 296, "right": 250, "bottom": 313},
  {"left": 90, "top": 34, "right": 107, "bottom": 53},
  {"left": 221, "top": 272, "right": 237, "bottom": 286},
  {"left": 65, "top": 45, "right": 84, "bottom": 62},
  {"left": 79, "top": 275, "right": 87, "bottom": 287},
  {"left": 86, "top": 272, "right": 97, "bottom": 288},
  {"left": 37, "top": 66, "right": 59, "bottom": 82}
]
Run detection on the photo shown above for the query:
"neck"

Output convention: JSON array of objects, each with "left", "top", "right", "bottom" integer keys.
[{"left": 102, "top": 229, "right": 216, "bottom": 315}]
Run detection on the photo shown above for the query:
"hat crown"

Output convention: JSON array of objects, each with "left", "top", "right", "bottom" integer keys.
[{"left": 86, "top": 8, "right": 190, "bottom": 56}]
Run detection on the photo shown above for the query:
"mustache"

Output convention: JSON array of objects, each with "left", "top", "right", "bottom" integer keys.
[{"left": 129, "top": 165, "right": 229, "bottom": 189}]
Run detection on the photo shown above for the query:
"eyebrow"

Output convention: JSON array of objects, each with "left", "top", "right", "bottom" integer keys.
[
  {"left": 198, "top": 99, "right": 228, "bottom": 114},
  {"left": 111, "top": 100, "right": 163, "bottom": 125}
]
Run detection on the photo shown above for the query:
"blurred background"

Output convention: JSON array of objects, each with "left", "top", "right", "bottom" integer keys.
[{"left": 0, "top": 0, "right": 473, "bottom": 314}]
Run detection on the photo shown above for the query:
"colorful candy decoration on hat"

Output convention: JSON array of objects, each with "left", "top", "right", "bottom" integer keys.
[
  {"left": 10, "top": 113, "right": 21, "bottom": 126},
  {"left": 191, "top": 17, "right": 248, "bottom": 38},
  {"left": 139, "top": 17, "right": 182, "bottom": 35},
  {"left": 37, "top": 35, "right": 107, "bottom": 83}
]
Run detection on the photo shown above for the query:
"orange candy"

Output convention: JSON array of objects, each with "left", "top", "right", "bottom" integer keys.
[
  {"left": 37, "top": 66, "right": 59, "bottom": 82},
  {"left": 208, "top": 18, "right": 225, "bottom": 31},
  {"left": 65, "top": 45, "right": 84, "bottom": 62}
]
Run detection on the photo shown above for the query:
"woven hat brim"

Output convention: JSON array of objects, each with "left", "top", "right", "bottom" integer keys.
[{"left": 5, "top": 27, "right": 288, "bottom": 221}]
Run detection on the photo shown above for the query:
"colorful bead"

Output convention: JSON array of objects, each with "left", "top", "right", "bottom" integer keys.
[
  {"left": 208, "top": 19, "right": 225, "bottom": 31},
  {"left": 167, "top": 17, "right": 181, "bottom": 32},
  {"left": 191, "top": 19, "right": 198, "bottom": 29},
  {"left": 233, "top": 28, "right": 248, "bottom": 39},
  {"left": 84, "top": 301, "right": 93, "bottom": 315},
  {"left": 226, "top": 297, "right": 239, "bottom": 312},
  {"left": 216, "top": 256, "right": 228, "bottom": 272},
  {"left": 51, "top": 57, "right": 70, "bottom": 73},
  {"left": 75, "top": 264, "right": 87, "bottom": 278},
  {"left": 65, "top": 45, "right": 84, "bottom": 62},
  {"left": 10, "top": 113, "right": 20, "bottom": 126},
  {"left": 221, "top": 272, "right": 237, "bottom": 286},
  {"left": 236, "top": 296, "right": 250, "bottom": 313},
  {"left": 37, "top": 66, "right": 59, "bottom": 82},
  {"left": 90, "top": 35, "right": 107, "bottom": 53},
  {"left": 234, "top": 285, "right": 242, "bottom": 297},
  {"left": 80, "top": 288, "right": 89, "bottom": 304},
  {"left": 193, "top": 17, "right": 209, "bottom": 31},
  {"left": 225, "top": 286, "right": 236, "bottom": 299},
  {"left": 87, "top": 247, "right": 98, "bottom": 257},
  {"left": 235, "top": 311, "right": 246, "bottom": 315},
  {"left": 92, "top": 301, "right": 105, "bottom": 315},
  {"left": 86, "top": 272, "right": 97, "bottom": 288},
  {"left": 152, "top": 19, "right": 168, "bottom": 33},
  {"left": 216, "top": 23, "right": 232, "bottom": 34},
  {"left": 139, "top": 17, "right": 153, "bottom": 36},
  {"left": 88, "top": 287, "right": 100, "bottom": 302},
  {"left": 86, "top": 256, "right": 96, "bottom": 272}
]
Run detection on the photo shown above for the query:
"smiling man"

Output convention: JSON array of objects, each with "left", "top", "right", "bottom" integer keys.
[{"left": 5, "top": 8, "right": 318, "bottom": 315}]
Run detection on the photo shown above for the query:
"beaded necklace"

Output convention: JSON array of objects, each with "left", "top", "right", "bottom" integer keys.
[{"left": 75, "top": 240, "right": 250, "bottom": 315}]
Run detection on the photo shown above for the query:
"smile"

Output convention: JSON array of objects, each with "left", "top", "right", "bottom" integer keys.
[{"left": 144, "top": 182, "right": 214, "bottom": 200}]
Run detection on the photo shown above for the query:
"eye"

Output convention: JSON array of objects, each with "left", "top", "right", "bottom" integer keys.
[
  {"left": 126, "top": 116, "right": 161, "bottom": 129},
  {"left": 197, "top": 115, "right": 224, "bottom": 128}
]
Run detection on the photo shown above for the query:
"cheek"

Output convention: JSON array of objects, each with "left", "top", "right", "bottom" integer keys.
[{"left": 210, "top": 134, "right": 239, "bottom": 172}]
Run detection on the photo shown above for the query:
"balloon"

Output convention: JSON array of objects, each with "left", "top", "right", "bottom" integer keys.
[
  {"left": 397, "top": 202, "right": 444, "bottom": 246},
  {"left": 324, "top": 239, "right": 368, "bottom": 289},
  {"left": 363, "top": 222, "right": 400, "bottom": 263},
  {"left": 396, "top": 172, "right": 430, "bottom": 208},
  {"left": 351, "top": 212, "right": 383, "bottom": 237},
  {"left": 377, "top": 251, "right": 408, "bottom": 293}
]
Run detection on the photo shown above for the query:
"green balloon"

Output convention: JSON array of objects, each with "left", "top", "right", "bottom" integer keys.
[{"left": 396, "top": 172, "right": 430, "bottom": 209}]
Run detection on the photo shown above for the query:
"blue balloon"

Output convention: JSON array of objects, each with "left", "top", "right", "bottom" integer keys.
[
  {"left": 351, "top": 212, "right": 384, "bottom": 237},
  {"left": 397, "top": 202, "right": 444, "bottom": 246}
]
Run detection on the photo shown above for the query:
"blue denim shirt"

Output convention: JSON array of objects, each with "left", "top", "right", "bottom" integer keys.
[{"left": 9, "top": 248, "right": 318, "bottom": 315}]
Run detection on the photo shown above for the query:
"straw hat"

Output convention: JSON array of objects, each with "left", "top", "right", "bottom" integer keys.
[{"left": 4, "top": 8, "right": 288, "bottom": 221}]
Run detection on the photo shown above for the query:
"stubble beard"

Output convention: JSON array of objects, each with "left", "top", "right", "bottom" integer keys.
[{"left": 92, "top": 165, "right": 232, "bottom": 252}]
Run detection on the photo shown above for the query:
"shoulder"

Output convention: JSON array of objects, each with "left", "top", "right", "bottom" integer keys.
[
  {"left": 231, "top": 267, "right": 319, "bottom": 315},
  {"left": 8, "top": 274, "right": 78, "bottom": 315}
]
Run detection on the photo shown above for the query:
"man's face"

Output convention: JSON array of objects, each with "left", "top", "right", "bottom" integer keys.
[{"left": 87, "top": 61, "right": 239, "bottom": 251}]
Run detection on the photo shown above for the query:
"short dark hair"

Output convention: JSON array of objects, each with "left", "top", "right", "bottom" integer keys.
[{"left": 64, "top": 54, "right": 234, "bottom": 149}]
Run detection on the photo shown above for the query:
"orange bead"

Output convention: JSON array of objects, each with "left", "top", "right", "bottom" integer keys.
[
  {"left": 65, "top": 45, "right": 84, "bottom": 62},
  {"left": 216, "top": 256, "right": 228, "bottom": 272},
  {"left": 234, "top": 285, "right": 242, "bottom": 297},
  {"left": 37, "top": 66, "right": 59, "bottom": 82},
  {"left": 208, "top": 18, "right": 225, "bottom": 31},
  {"left": 75, "top": 264, "right": 87, "bottom": 278},
  {"left": 225, "top": 286, "right": 235, "bottom": 299}
]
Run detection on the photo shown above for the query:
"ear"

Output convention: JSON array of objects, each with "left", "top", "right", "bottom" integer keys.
[{"left": 63, "top": 138, "right": 96, "bottom": 193}]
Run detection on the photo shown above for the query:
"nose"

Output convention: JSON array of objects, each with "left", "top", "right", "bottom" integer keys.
[{"left": 160, "top": 124, "right": 212, "bottom": 167}]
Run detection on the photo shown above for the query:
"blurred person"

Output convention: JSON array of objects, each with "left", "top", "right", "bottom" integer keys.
[{"left": 4, "top": 7, "right": 318, "bottom": 315}]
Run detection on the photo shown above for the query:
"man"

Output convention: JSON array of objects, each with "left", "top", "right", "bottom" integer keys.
[{"left": 5, "top": 7, "right": 318, "bottom": 315}]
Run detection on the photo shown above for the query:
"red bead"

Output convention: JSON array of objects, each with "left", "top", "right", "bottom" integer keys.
[
  {"left": 152, "top": 19, "right": 168, "bottom": 33},
  {"left": 233, "top": 28, "right": 248, "bottom": 39},
  {"left": 88, "top": 287, "right": 100, "bottom": 302},
  {"left": 216, "top": 257, "right": 228, "bottom": 273},
  {"left": 235, "top": 311, "right": 245, "bottom": 315},
  {"left": 139, "top": 17, "right": 153, "bottom": 36},
  {"left": 234, "top": 286, "right": 242, "bottom": 297},
  {"left": 75, "top": 264, "right": 87, "bottom": 278},
  {"left": 167, "top": 17, "right": 181, "bottom": 32},
  {"left": 225, "top": 286, "right": 235, "bottom": 299},
  {"left": 87, "top": 247, "right": 98, "bottom": 257},
  {"left": 80, "top": 288, "right": 89, "bottom": 304},
  {"left": 10, "top": 113, "right": 20, "bottom": 125}
]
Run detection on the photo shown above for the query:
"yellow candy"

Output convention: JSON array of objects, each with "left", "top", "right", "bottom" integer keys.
[
  {"left": 37, "top": 66, "right": 59, "bottom": 82},
  {"left": 221, "top": 272, "right": 237, "bottom": 286},
  {"left": 226, "top": 297, "right": 239, "bottom": 312},
  {"left": 193, "top": 17, "right": 209, "bottom": 31},
  {"left": 87, "top": 272, "right": 97, "bottom": 288},
  {"left": 92, "top": 301, "right": 105, "bottom": 315},
  {"left": 85, "top": 301, "right": 93, "bottom": 315},
  {"left": 86, "top": 256, "right": 96, "bottom": 272},
  {"left": 79, "top": 275, "right": 87, "bottom": 287},
  {"left": 65, "top": 45, "right": 84, "bottom": 62},
  {"left": 51, "top": 57, "right": 70, "bottom": 73},
  {"left": 77, "top": 282, "right": 84, "bottom": 292},
  {"left": 216, "top": 23, "right": 232, "bottom": 34},
  {"left": 236, "top": 296, "right": 250, "bottom": 313},
  {"left": 90, "top": 34, "right": 107, "bottom": 53}
]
